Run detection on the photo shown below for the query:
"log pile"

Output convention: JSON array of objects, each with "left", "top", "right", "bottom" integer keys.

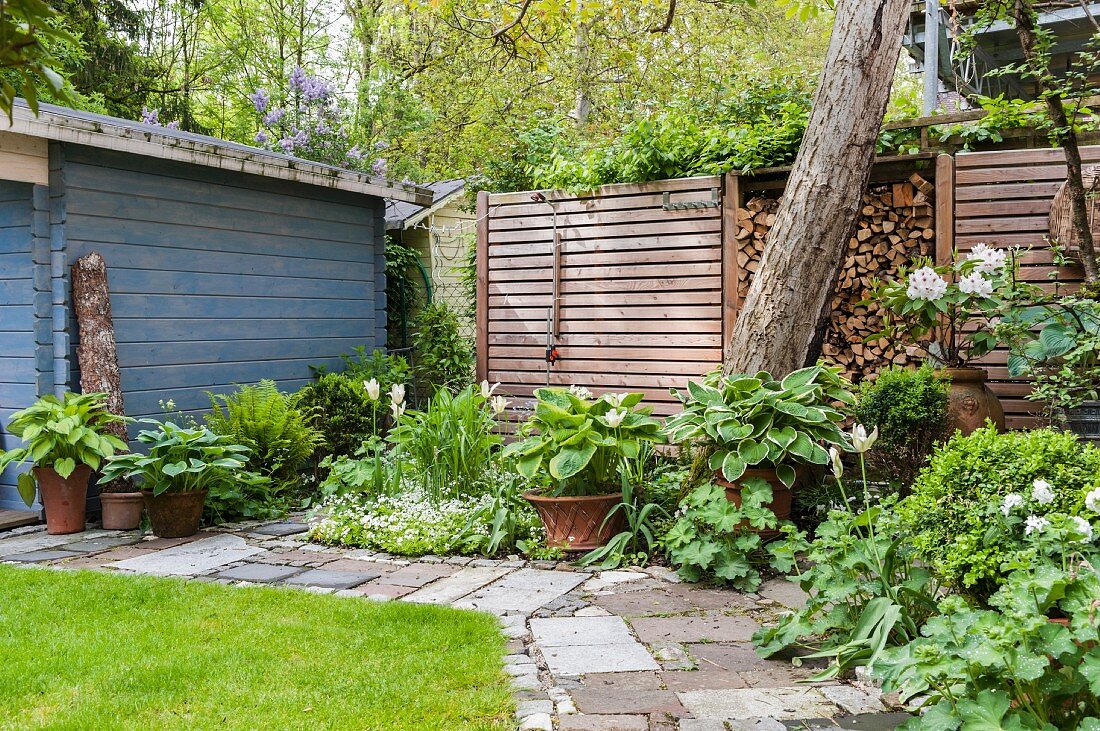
[{"left": 735, "top": 175, "right": 936, "bottom": 382}]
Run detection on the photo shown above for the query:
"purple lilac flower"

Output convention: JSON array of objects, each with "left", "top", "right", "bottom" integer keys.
[
  {"left": 255, "top": 130, "right": 269, "bottom": 144},
  {"left": 249, "top": 89, "right": 270, "bottom": 113},
  {"left": 371, "top": 158, "right": 388, "bottom": 177},
  {"left": 262, "top": 108, "right": 285, "bottom": 126},
  {"left": 291, "top": 129, "right": 309, "bottom": 147},
  {"left": 374, "top": 140, "right": 389, "bottom": 151},
  {"left": 141, "top": 107, "right": 159, "bottom": 125},
  {"left": 288, "top": 66, "right": 307, "bottom": 90},
  {"left": 279, "top": 137, "right": 296, "bottom": 152},
  {"left": 301, "top": 76, "right": 332, "bottom": 102},
  {"left": 165, "top": 120, "right": 180, "bottom": 130},
  {"left": 346, "top": 145, "right": 362, "bottom": 161},
  {"left": 315, "top": 119, "right": 329, "bottom": 135}
]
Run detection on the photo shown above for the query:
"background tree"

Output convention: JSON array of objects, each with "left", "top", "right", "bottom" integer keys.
[{"left": 1, "top": 0, "right": 73, "bottom": 118}]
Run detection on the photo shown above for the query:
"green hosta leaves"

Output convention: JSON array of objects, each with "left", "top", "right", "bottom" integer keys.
[
  {"left": 775, "top": 463, "right": 797, "bottom": 488},
  {"left": 549, "top": 442, "right": 597, "bottom": 480},
  {"left": 16, "top": 472, "right": 36, "bottom": 507},
  {"left": 53, "top": 457, "right": 76, "bottom": 479},
  {"left": 737, "top": 438, "right": 769, "bottom": 466}
]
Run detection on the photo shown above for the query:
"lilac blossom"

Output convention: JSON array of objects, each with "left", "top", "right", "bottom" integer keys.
[
  {"left": 346, "top": 145, "right": 362, "bottom": 161},
  {"left": 279, "top": 136, "right": 296, "bottom": 152},
  {"left": 255, "top": 130, "right": 269, "bottom": 144},
  {"left": 165, "top": 120, "right": 180, "bottom": 130},
  {"left": 301, "top": 76, "right": 332, "bottom": 102},
  {"left": 288, "top": 66, "right": 307, "bottom": 90},
  {"left": 140, "top": 107, "right": 159, "bottom": 125},
  {"left": 371, "top": 157, "right": 388, "bottom": 177},
  {"left": 263, "top": 108, "right": 285, "bottom": 126},
  {"left": 249, "top": 89, "right": 270, "bottom": 113}
]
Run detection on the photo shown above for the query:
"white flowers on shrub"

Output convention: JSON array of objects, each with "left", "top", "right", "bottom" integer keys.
[
  {"left": 1025, "top": 515, "right": 1050, "bottom": 535},
  {"left": 1001, "top": 493, "right": 1024, "bottom": 516},
  {"left": 906, "top": 267, "right": 949, "bottom": 301},
  {"left": 1070, "top": 516, "right": 1094, "bottom": 543},
  {"left": 1086, "top": 488, "right": 1100, "bottom": 514},
  {"left": 363, "top": 378, "right": 380, "bottom": 401},
  {"left": 968, "top": 243, "right": 1008, "bottom": 274},
  {"left": 958, "top": 272, "right": 994, "bottom": 298},
  {"left": 1031, "top": 479, "right": 1055, "bottom": 505}
]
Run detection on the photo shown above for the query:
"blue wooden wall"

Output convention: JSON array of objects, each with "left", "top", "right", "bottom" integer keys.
[
  {"left": 58, "top": 145, "right": 387, "bottom": 426},
  {"left": 0, "top": 181, "right": 35, "bottom": 509}
]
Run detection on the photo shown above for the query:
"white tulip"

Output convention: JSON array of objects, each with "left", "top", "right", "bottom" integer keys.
[
  {"left": 363, "top": 378, "right": 380, "bottom": 402},
  {"left": 390, "top": 383, "right": 406, "bottom": 405},
  {"left": 490, "top": 395, "right": 510, "bottom": 415},
  {"left": 480, "top": 380, "right": 499, "bottom": 399},
  {"left": 605, "top": 408, "right": 627, "bottom": 428},
  {"left": 850, "top": 424, "right": 878, "bottom": 453},
  {"left": 390, "top": 401, "right": 406, "bottom": 421},
  {"left": 829, "top": 446, "right": 843, "bottom": 480},
  {"left": 604, "top": 392, "right": 629, "bottom": 408}
]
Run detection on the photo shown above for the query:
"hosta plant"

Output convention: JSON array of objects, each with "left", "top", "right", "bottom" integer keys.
[
  {"left": 664, "top": 365, "right": 853, "bottom": 488},
  {"left": 99, "top": 421, "right": 251, "bottom": 496},
  {"left": 0, "top": 392, "right": 129, "bottom": 506},
  {"left": 503, "top": 388, "right": 664, "bottom": 496}
]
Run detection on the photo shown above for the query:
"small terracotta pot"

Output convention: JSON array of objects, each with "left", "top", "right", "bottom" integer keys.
[
  {"left": 142, "top": 489, "right": 207, "bottom": 538},
  {"left": 940, "top": 367, "right": 1005, "bottom": 435},
  {"left": 34, "top": 465, "right": 91, "bottom": 535},
  {"left": 100, "top": 491, "right": 144, "bottom": 530},
  {"left": 524, "top": 490, "right": 625, "bottom": 550},
  {"left": 715, "top": 467, "right": 794, "bottom": 539}
]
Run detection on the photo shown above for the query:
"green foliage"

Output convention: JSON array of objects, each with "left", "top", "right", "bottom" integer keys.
[
  {"left": 898, "top": 426, "right": 1100, "bottom": 599},
  {"left": 293, "top": 374, "right": 376, "bottom": 461},
  {"left": 0, "top": 0, "right": 73, "bottom": 119},
  {"left": 411, "top": 302, "right": 474, "bottom": 395},
  {"left": 576, "top": 478, "right": 667, "bottom": 570},
  {"left": 99, "top": 420, "right": 250, "bottom": 497},
  {"left": 203, "top": 470, "right": 285, "bottom": 525},
  {"left": 854, "top": 367, "right": 950, "bottom": 487},
  {"left": 385, "top": 238, "right": 427, "bottom": 350},
  {"left": 935, "top": 94, "right": 1046, "bottom": 150},
  {"left": 0, "top": 391, "right": 129, "bottom": 506},
  {"left": 387, "top": 384, "right": 501, "bottom": 501},
  {"left": 332, "top": 345, "right": 411, "bottom": 412},
  {"left": 205, "top": 380, "right": 322, "bottom": 491},
  {"left": 663, "top": 478, "right": 783, "bottom": 590},
  {"left": 503, "top": 388, "right": 664, "bottom": 497},
  {"left": 664, "top": 365, "right": 854, "bottom": 489},
  {"left": 876, "top": 522, "right": 1100, "bottom": 731}
]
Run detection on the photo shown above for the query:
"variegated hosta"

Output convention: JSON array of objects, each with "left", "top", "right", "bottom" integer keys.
[{"left": 664, "top": 364, "right": 855, "bottom": 487}]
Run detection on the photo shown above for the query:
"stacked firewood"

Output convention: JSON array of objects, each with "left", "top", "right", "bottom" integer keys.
[{"left": 735, "top": 175, "right": 936, "bottom": 382}]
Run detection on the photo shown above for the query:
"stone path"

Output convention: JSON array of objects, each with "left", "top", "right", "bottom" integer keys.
[{"left": 0, "top": 518, "right": 908, "bottom": 731}]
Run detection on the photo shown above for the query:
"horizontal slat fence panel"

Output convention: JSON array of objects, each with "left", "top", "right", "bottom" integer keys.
[
  {"left": 954, "top": 146, "right": 1093, "bottom": 429},
  {"left": 481, "top": 177, "right": 724, "bottom": 419}
]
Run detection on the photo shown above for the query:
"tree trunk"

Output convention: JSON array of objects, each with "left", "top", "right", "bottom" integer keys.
[
  {"left": 1011, "top": 0, "right": 1100, "bottom": 285},
  {"left": 71, "top": 251, "right": 129, "bottom": 448},
  {"left": 723, "top": 0, "right": 912, "bottom": 376}
]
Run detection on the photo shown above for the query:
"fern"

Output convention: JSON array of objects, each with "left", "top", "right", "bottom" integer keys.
[{"left": 206, "top": 380, "right": 322, "bottom": 492}]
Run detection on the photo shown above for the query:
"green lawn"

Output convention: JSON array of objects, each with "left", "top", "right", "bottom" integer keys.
[{"left": 0, "top": 565, "right": 513, "bottom": 730}]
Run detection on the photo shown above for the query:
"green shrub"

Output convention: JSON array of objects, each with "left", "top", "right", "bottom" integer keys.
[
  {"left": 293, "top": 374, "right": 376, "bottom": 461},
  {"left": 898, "top": 426, "right": 1100, "bottom": 599},
  {"left": 206, "top": 381, "right": 322, "bottom": 492},
  {"left": 336, "top": 346, "right": 411, "bottom": 396},
  {"left": 411, "top": 302, "right": 474, "bottom": 395},
  {"left": 854, "top": 367, "right": 950, "bottom": 488}
]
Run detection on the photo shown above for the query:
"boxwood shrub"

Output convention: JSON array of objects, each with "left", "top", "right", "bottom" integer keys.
[{"left": 898, "top": 426, "right": 1100, "bottom": 600}]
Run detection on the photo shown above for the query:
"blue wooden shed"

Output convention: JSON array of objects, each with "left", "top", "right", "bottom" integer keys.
[{"left": 0, "top": 101, "right": 431, "bottom": 511}]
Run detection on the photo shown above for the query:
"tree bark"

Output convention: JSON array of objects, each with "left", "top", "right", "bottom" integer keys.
[
  {"left": 1011, "top": 0, "right": 1100, "bottom": 285},
  {"left": 71, "top": 252, "right": 129, "bottom": 447},
  {"left": 723, "top": 0, "right": 912, "bottom": 376}
]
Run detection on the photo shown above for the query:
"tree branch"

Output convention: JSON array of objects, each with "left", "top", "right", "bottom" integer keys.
[{"left": 649, "top": 0, "right": 677, "bottom": 33}]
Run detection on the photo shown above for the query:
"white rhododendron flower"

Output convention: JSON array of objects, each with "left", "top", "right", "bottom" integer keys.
[
  {"left": 1031, "top": 479, "right": 1055, "bottom": 506},
  {"left": 390, "top": 383, "right": 405, "bottom": 405},
  {"left": 1071, "top": 516, "right": 1094, "bottom": 543},
  {"left": 480, "top": 380, "right": 499, "bottom": 399},
  {"left": 906, "top": 267, "right": 948, "bottom": 301},
  {"left": 1085, "top": 488, "right": 1100, "bottom": 513},
  {"left": 958, "top": 272, "right": 994, "bottom": 297},
  {"left": 363, "top": 378, "right": 380, "bottom": 402},
  {"left": 490, "top": 395, "right": 510, "bottom": 415},
  {"left": 605, "top": 408, "right": 627, "bottom": 428},
  {"left": 968, "top": 243, "right": 1008, "bottom": 274},
  {"left": 1025, "top": 515, "right": 1049, "bottom": 535},
  {"left": 850, "top": 424, "right": 878, "bottom": 453},
  {"left": 1001, "top": 493, "right": 1024, "bottom": 516}
]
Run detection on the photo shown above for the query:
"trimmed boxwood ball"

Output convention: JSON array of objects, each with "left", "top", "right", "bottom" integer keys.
[
  {"left": 293, "top": 373, "right": 377, "bottom": 461},
  {"left": 898, "top": 426, "right": 1100, "bottom": 600}
]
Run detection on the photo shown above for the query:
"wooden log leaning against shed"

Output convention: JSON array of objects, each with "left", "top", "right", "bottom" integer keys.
[{"left": 735, "top": 175, "right": 934, "bottom": 382}]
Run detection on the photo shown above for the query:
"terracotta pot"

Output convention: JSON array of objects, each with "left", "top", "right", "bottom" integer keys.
[
  {"left": 34, "top": 465, "right": 90, "bottom": 535},
  {"left": 142, "top": 489, "right": 207, "bottom": 538},
  {"left": 715, "top": 467, "right": 794, "bottom": 539},
  {"left": 524, "top": 490, "right": 625, "bottom": 550},
  {"left": 940, "top": 367, "right": 1005, "bottom": 435},
  {"left": 100, "top": 491, "right": 144, "bottom": 530}
]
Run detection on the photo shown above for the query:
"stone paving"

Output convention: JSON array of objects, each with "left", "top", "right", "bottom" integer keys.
[{"left": 0, "top": 518, "right": 909, "bottom": 731}]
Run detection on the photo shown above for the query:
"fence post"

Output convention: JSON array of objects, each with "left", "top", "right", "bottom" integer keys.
[
  {"left": 721, "top": 172, "right": 742, "bottom": 357},
  {"left": 935, "top": 153, "right": 955, "bottom": 265},
  {"left": 476, "top": 191, "right": 489, "bottom": 383}
]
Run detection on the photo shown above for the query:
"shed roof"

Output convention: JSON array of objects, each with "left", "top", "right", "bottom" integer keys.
[
  {"left": 7, "top": 100, "right": 433, "bottom": 206},
  {"left": 385, "top": 179, "right": 467, "bottom": 230}
]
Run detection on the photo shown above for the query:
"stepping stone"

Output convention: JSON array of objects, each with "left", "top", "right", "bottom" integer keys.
[
  {"left": 662, "top": 670, "right": 749, "bottom": 691},
  {"left": 111, "top": 533, "right": 264, "bottom": 576},
  {"left": 758, "top": 578, "right": 810, "bottom": 611},
  {"left": 282, "top": 568, "right": 378, "bottom": 590},
  {"left": 820, "top": 686, "right": 886, "bottom": 715},
  {"left": 217, "top": 563, "right": 304, "bottom": 583},
  {"left": 559, "top": 715, "right": 650, "bottom": 730},
  {"left": 1, "top": 549, "right": 84, "bottom": 563},
  {"left": 253, "top": 522, "right": 310, "bottom": 537},
  {"left": 676, "top": 688, "right": 837, "bottom": 721},
  {"left": 0, "top": 529, "right": 113, "bottom": 555},
  {"left": 404, "top": 566, "right": 511, "bottom": 604},
  {"left": 531, "top": 616, "right": 659, "bottom": 675},
  {"left": 594, "top": 590, "right": 695, "bottom": 617},
  {"left": 685, "top": 643, "right": 764, "bottom": 672},
  {"left": 456, "top": 569, "right": 587, "bottom": 614},
  {"left": 570, "top": 687, "right": 686, "bottom": 716},
  {"left": 373, "top": 563, "right": 456, "bottom": 587},
  {"left": 60, "top": 534, "right": 142, "bottom": 553},
  {"left": 631, "top": 615, "right": 759, "bottom": 643}
]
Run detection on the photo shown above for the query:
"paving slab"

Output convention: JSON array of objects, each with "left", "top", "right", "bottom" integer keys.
[
  {"left": 1, "top": 549, "right": 84, "bottom": 563},
  {"left": 373, "top": 563, "right": 456, "bottom": 587},
  {"left": 820, "top": 686, "right": 886, "bottom": 715},
  {"left": 758, "top": 578, "right": 810, "bottom": 611},
  {"left": 59, "top": 534, "right": 143, "bottom": 553},
  {"left": 531, "top": 616, "right": 640, "bottom": 647},
  {"left": 593, "top": 590, "right": 695, "bottom": 617},
  {"left": 253, "top": 522, "right": 310, "bottom": 537},
  {"left": 686, "top": 643, "right": 764, "bottom": 672},
  {"left": 0, "top": 509, "right": 38, "bottom": 531},
  {"left": 282, "top": 568, "right": 377, "bottom": 590},
  {"left": 217, "top": 563, "right": 304, "bottom": 583},
  {"left": 662, "top": 670, "right": 749, "bottom": 691},
  {"left": 726, "top": 720, "right": 786, "bottom": 731},
  {"left": 676, "top": 688, "right": 837, "bottom": 721},
  {"left": 94, "top": 546, "right": 158, "bottom": 562},
  {"left": 581, "top": 672, "right": 663, "bottom": 692},
  {"left": 570, "top": 687, "right": 686, "bottom": 717},
  {"left": 540, "top": 641, "right": 660, "bottom": 675},
  {"left": 351, "top": 583, "right": 418, "bottom": 600},
  {"left": 832, "top": 712, "right": 911, "bottom": 730},
  {"left": 559, "top": 714, "right": 650, "bottom": 730},
  {"left": 456, "top": 568, "right": 587, "bottom": 614},
  {"left": 631, "top": 616, "right": 759, "bottom": 644},
  {"left": 403, "top": 566, "right": 511, "bottom": 604},
  {"left": 0, "top": 529, "right": 113, "bottom": 555},
  {"left": 111, "top": 533, "right": 264, "bottom": 576}
]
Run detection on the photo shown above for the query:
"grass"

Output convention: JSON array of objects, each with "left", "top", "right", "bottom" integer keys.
[{"left": 0, "top": 565, "right": 513, "bottom": 730}]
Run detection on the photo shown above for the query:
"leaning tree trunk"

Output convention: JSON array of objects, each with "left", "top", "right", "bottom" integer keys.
[
  {"left": 1011, "top": 0, "right": 1100, "bottom": 286},
  {"left": 723, "top": 0, "right": 912, "bottom": 376},
  {"left": 72, "top": 252, "right": 129, "bottom": 451}
]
